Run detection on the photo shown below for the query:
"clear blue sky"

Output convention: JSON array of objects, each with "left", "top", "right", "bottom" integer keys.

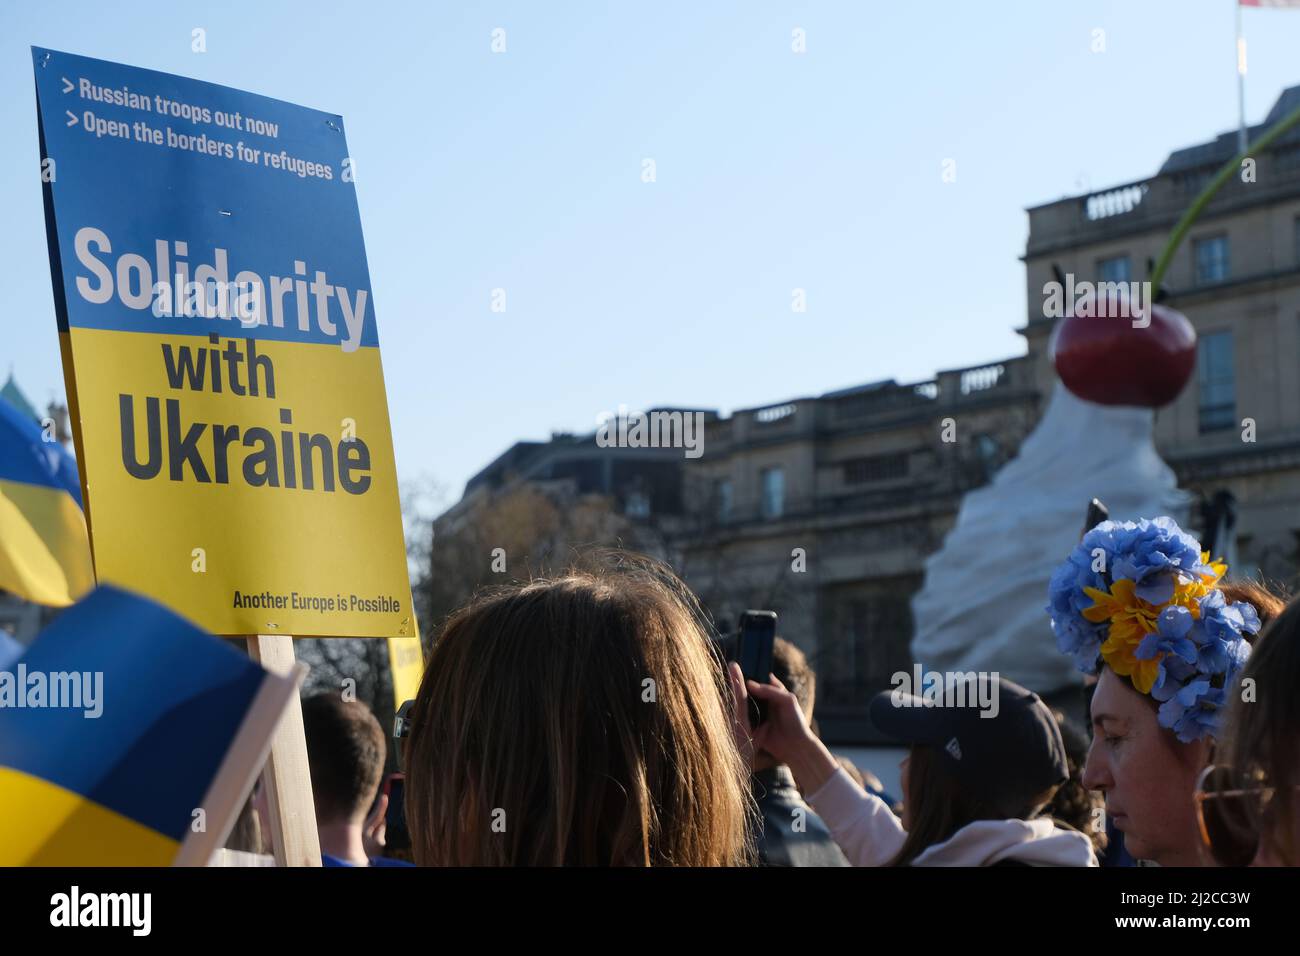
[{"left": 5, "top": 1, "right": 1300, "bottom": 507}]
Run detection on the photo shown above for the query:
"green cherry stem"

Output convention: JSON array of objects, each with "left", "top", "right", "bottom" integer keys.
[{"left": 1150, "top": 103, "right": 1300, "bottom": 294}]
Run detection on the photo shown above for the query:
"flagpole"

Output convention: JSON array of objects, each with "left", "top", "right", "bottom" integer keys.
[{"left": 1237, "top": 0, "right": 1249, "bottom": 155}]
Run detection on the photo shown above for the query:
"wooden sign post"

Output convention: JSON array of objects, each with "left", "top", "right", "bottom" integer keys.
[{"left": 247, "top": 635, "right": 321, "bottom": 866}]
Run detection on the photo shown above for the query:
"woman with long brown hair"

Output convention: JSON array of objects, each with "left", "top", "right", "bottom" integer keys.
[
  {"left": 402, "top": 557, "right": 754, "bottom": 866},
  {"left": 1210, "top": 594, "right": 1300, "bottom": 866}
]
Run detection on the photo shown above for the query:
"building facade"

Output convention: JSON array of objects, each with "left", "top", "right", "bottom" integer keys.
[
  {"left": 1024, "top": 85, "right": 1300, "bottom": 586},
  {"left": 670, "top": 362, "right": 1040, "bottom": 740},
  {"left": 440, "top": 411, "right": 711, "bottom": 537}
]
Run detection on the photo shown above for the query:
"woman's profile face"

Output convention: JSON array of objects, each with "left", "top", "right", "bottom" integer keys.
[{"left": 1082, "top": 668, "right": 1209, "bottom": 865}]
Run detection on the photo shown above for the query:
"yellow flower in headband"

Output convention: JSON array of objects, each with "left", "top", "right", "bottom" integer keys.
[
  {"left": 1082, "top": 579, "right": 1158, "bottom": 643},
  {"left": 1171, "top": 553, "right": 1227, "bottom": 611},
  {"left": 1080, "top": 556, "right": 1227, "bottom": 695},
  {"left": 1100, "top": 631, "right": 1161, "bottom": 694},
  {"left": 1082, "top": 579, "right": 1164, "bottom": 693}
]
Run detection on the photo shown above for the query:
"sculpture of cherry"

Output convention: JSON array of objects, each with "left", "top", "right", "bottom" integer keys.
[{"left": 1050, "top": 299, "right": 1196, "bottom": 408}]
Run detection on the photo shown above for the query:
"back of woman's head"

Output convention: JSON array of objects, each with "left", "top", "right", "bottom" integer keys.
[
  {"left": 403, "top": 556, "right": 752, "bottom": 866},
  {"left": 890, "top": 745, "right": 1058, "bottom": 866}
]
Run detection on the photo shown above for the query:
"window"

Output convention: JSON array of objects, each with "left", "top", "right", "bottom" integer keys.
[
  {"left": 843, "top": 453, "right": 908, "bottom": 485},
  {"left": 821, "top": 579, "right": 920, "bottom": 707},
  {"left": 1198, "top": 331, "right": 1235, "bottom": 433},
  {"left": 716, "top": 479, "right": 732, "bottom": 522},
  {"left": 849, "top": 596, "right": 914, "bottom": 689},
  {"left": 1278, "top": 145, "right": 1300, "bottom": 173},
  {"left": 754, "top": 403, "right": 796, "bottom": 424},
  {"left": 760, "top": 467, "right": 784, "bottom": 520},
  {"left": 1194, "top": 235, "right": 1230, "bottom": 286},
  {"left": 1097, "top": 255, "right": 1131, "bottom": 283},
  {"left": 624, "top": 491, "right": 650, "bottom": 519},
  {"left": 1176, "top": 169, "right": 1214, "bottom": 196},
  {"left": 975, "top": 433, "right": 1001, "bottom": 473}
]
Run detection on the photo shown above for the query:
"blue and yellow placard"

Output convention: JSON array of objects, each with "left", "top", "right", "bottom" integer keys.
[{"left": 33, "top": 48, "right": 412, "bottom": 637}]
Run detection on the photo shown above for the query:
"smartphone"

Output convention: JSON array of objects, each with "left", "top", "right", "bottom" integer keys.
[
  {"left": 381, "top": 772, "right": 409, "bottom": 855},
  {"left": 737, "top": 610, "right": 777, "bottom": 726}
]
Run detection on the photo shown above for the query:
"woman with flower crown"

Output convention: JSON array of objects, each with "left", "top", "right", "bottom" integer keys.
[{"left": 1047, "top": 516, "right": 1274, "bottom": 866}]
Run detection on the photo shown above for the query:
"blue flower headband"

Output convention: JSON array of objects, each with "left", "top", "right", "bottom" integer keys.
[{"left": 1047, "top": 517, "right": 1257, "bottom": 743}]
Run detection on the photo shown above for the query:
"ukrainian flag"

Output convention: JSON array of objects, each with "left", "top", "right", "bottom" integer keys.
[
  {"left": 0, "top": 585, "right": 299, "bottom": 865},
  {"left": 0, "top": 396, "right": 93, "bottom": 606}
]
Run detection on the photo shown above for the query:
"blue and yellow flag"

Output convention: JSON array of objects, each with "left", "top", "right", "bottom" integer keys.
[
  {"left": 0, "top": 585, "right": 300, "bottom": 865},
  {"left": 0, "top": 396, "right": 93, "bottom": 606}
]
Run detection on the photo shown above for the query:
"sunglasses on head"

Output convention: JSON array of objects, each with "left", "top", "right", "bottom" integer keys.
[{"left": 1194, "top": 764, "right": 1278, "bottom": 867}]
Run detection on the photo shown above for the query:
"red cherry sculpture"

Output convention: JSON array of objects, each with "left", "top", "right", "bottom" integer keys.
[{"left": 1050, "top": 297, "right": 1197, "bottom": 408}]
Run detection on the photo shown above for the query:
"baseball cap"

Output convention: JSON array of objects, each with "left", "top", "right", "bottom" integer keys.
[{"left": 868, "top": 674, "right": 1068, "bottom": 806}]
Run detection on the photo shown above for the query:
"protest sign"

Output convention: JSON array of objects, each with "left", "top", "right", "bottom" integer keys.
[{"left": 33, "top": 47, "right": 412, "bottom": 638}]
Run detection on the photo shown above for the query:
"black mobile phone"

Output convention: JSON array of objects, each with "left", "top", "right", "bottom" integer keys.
[
  {"left": 737, "top": 610, "right": 777, "bottom": 726},
  {"left": 384, "top": 774, "right": 409, "bottom": 854}
]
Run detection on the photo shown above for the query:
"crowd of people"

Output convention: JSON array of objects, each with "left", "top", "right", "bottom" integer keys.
[{"left": 266, "top": 520, "right": 1298, "bottom": 868}]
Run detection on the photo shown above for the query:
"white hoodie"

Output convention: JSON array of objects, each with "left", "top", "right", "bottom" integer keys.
[{"left": 806, "top": 768, "right": 1098, "bottom": 867}]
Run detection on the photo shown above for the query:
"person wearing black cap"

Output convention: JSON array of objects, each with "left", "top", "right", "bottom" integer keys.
[{"left": 739, "top": 670, "right": 1097, "bottom": 866}]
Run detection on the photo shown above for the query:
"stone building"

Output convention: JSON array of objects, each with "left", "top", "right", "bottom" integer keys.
[
  {"left": 671, "top": 362, "right": 1040, "bottom": 739},
  {"left": 1024, "top": 84, "right": 1300, "bottom": 584}
]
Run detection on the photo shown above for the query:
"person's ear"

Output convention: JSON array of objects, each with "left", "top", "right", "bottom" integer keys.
[
  {"left": 366, "top": 791, "right": 389, "bottom": 831},
  {"left": 1180, "top": 737, "right": 1212, "bottom": 775},
  {"left": 363, "top": 792, "right": 389, "bottom": 858}
]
